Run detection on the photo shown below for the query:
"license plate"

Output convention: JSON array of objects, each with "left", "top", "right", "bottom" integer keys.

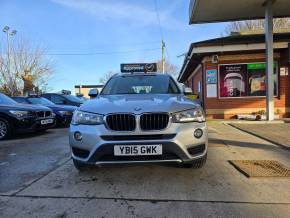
[
  {"left": 114, "top": 145, "right": 162, "bottom": 156},
  {"left": 40, "top": 119, "right": 54, "bottom": 125}
]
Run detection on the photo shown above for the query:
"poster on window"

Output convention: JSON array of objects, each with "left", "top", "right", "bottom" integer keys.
[
  {"left": 206, "top": 69, "right": 217, "bottom": 84},
  {"left": 247, "top": 63, "right": 278, "bottom": 96},
  {"left": 219, "top": 64, "right": 247, "bottom": 97}
]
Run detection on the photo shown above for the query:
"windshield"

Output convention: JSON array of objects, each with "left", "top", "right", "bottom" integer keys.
[
  {"left": 28, "top": 97, "right": 55, "bottom": 105},
  {"left": 0, "top": 93, "right": 17, "bottom": 105},
  {"left": 101, "top": 75, "right": 180, "bottom": 95},
  {"left": 64, "top": 95, "right": 84, "bottom": 104}
]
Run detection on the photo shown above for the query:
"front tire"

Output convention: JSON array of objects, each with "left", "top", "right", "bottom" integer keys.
[
  {"left": 0, "top": 118, "right": 11, "bottom": 140},
  {"left": 73, "top": 159, "right": 89, "bottom": 171},
  {"left": 181, "top": 154, "right": 207, "bottom": 169}
]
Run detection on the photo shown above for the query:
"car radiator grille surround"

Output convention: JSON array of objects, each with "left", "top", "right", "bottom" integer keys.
[
  {"left": 140, "top": 113, "right": 169, "bottom": 131},
  {"left": 106, "top": 114, "right": 136, "bottom": 131},
  {"left": 36, "top": 111, "right": 52, "bottom": 118}
]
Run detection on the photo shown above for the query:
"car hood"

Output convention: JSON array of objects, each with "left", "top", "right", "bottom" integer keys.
[
  {"left": 0, "top": 103, "right": 51, "bottom": 111},
  {"left": 45, "top": 104, "right": 77, "bottom": 112},
  {"left": 79, "top": 94, "right": 199, "bottom": 114}
]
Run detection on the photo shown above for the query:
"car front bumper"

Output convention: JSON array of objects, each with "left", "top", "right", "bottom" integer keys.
[
  {"left": 56, "top": 114, "right": 73, "bottom": 127},
  {"left": 69, "top": 122, "right": 208, "bottom": 165},
  {"left": 13, "top": 117, "right": 56, "bottom": 133}
]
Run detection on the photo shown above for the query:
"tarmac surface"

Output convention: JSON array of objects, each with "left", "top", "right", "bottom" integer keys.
[{"left": 0, "top": 124, "right": 290, "bottom": 217}]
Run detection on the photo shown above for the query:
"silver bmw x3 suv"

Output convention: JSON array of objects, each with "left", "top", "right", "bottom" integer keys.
[{"left": 69, "top": 73, "right": 208, "bottom": 170}]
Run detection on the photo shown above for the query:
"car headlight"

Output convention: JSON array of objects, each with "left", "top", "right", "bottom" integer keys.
[
  {"left": 59, "top": 110, "right": 72, "bottom": 116},
  {"left": 9, "top": 110, "right": 32, "bottom": 118},
  {"left": 71, "top": 110, "right": 104, "bottom": 125},
  {"left": 172, "top": 108, "right": 205, "bottom": 123}
]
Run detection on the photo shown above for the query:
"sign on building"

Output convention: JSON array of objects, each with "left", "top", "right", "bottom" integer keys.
[
  {"left": 206, "top": 69, "right": 217, "bottom": 84},
  {"left": 120, "top": 63, "right": 157, "bottom": 73}
]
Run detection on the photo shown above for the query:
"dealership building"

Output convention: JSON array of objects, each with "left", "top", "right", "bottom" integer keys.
[{"left": 178, "top": 33, "right": 290, "bottom": 119}]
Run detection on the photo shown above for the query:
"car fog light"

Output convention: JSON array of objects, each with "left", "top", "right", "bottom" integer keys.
[
  {"left": 194, "top": 129, "right": 203, "bottom": 138},
  {"left": 74, "top": 131, "right": 82, "bottom": 141}
]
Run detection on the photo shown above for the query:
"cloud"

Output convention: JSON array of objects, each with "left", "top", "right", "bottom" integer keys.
[{"left": 50, "top": 0, "right": 184, "bottom": 29}]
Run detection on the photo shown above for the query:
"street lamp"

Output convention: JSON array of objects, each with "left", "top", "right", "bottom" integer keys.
[
  {"left": 3, "top": 26, "right": 9, "bottom": 33},
  {"left": 2, "top": 25, "right": 17, "bottom": 96}
]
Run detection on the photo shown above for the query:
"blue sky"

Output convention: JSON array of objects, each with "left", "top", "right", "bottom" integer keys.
[{"left": 0, "top": 0, "right": 229, "bottom": 92}]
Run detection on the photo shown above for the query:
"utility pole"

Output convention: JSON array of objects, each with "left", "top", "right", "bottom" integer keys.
[{"left": 161, "top": 40, "right": 165, "bottom": 74}]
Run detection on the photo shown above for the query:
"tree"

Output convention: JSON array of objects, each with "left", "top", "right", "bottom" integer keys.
[
  {"left": 0, "top": 39, "right": 53, "bottom": 96},
  {"left": 99, "top": 70, "right": 116, "bottom": 84},
  {"left": 225, "top": 17, "right": 290, "bottom": 35},
  {"left": 156, "top": 60, "right": 178, "bottom": 77}
]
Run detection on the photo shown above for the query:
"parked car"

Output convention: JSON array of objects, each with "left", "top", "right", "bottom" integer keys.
[
  {"left": 13, "top": 96, "right": 76, "bottom": 127},
  {"left": 0, "top": 93, "right": 55, "bottom": 140},
  {"left": 69, "top": 73, "right": 208, "bottom": 170},
  {"left": 41, "top": 92, "right": 84, "bottom": 107}
]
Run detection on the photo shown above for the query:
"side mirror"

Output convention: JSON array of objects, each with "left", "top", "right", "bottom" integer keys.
[
  {"left": 184, "top": 87, "right": 193, "bottom": 95},
  {"left": 88, "top": 89, "right": 99, "bottom": 99}
]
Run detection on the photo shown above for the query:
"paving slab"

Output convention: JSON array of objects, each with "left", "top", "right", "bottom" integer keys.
[
  {"left": 1, "top": 196, "right": 290, "bottom": 218},
  {"left": 1, "top": 123, "right": 290, "bottom": 217},
  {"left": 0, "top": 129, "right": 70, "bottom": 194},
  {"left": 230, "top": 123, "right": 290, "bottom": 149},
  {"left": 15, "top": 124, "right": 290, "bottom": 204}
]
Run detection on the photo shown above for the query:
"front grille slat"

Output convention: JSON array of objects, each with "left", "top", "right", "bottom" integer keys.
[
  {"left": 106, "top": 114, "right": 135, "bottom": 131},
  {"left": 140, "top": 113, "right": 169, "bottom": 131},
  {"left": 106, "top": 113, "right": 169, "bottom": 131}
]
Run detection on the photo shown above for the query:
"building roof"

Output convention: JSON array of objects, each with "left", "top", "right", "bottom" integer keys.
[
  {"left": 189, "top": 0, "right": 290, "bottom": 24},
  {"left": 178, "top": 32, "right": 290, "bottom": 82},
  {"left": 188, "top": 32, "right": 290, "bottom": 55}
]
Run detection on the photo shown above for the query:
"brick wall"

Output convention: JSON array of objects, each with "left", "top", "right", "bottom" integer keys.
[
  {"left": 186, "top": 50, "right": 290, "bottom": 119},
  {"left": 191, "top": 68, "right": 202, "bottom": 96}
]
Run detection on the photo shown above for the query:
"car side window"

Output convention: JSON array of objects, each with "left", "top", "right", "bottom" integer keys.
[
  {"left": 51, "top": 95, "right": 66, "bottom": 104},
  {"left": 13, "top": 98, "right": 29, "bottom": 104},
  {"left": 42, "top": 94, "right": 51, "bottom": 100},
  {"left": 168, "top": 79, "right": 180, "bottom": 94}
]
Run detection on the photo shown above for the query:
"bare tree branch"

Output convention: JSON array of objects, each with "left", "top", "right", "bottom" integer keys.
[
  {"left": 0, "top": 38, "right": 54, "bottom": 96},
  {"left": 99, "top": 70, "right": 116, "bottom": 84},
  {"left": 225, "top": 17, "right": 290, "bottom": 35},
  {"left": 156, "top": 60, "right": 178, "bottom": 78}
]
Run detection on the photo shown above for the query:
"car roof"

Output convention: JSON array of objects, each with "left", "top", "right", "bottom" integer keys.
[
  {"left": 13, "top": 96, "right": 27, "bottom": 98},
  {"left": 114, "top": 72, "right": 171, "bottom": 77},
  {"left": 13, "top": 96, "right": 40, "bottom": 98}
]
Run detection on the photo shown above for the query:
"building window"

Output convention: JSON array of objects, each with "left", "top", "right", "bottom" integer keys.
[
  {"left": 219, "top": 62, "right": 278, "bottom": 98},
  {"left": 198, "top": 81, "right": 201, "bottom": 93}
]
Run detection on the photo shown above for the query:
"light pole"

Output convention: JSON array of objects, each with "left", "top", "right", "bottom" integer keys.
[{"left": 2, "top": 26, "right": 17, "bottom": 96}]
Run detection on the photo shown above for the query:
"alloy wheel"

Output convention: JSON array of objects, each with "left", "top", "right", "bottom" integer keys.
[{"left": 0, "top": 120, "right": 8, "bottom": 139}]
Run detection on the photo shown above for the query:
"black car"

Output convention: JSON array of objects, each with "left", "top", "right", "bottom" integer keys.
[
  {"left": 0, "top": 93, "right": 55, "bottom": 140},
  {"left": 41, "top": 93, "right": 84, "bottom": 107},
  {"left": 13, "top": 96, "right": 76, "bottom": 127}
]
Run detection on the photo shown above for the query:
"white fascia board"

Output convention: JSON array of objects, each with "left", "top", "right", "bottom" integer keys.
[{"left": 191, "top": 42, "right": 288, "bottom": 55}]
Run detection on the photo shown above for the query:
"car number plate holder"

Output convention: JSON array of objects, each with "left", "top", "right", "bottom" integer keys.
[
  {"left": 40, "top": 119, "right": 54, "bottom": 125},
  {"left": 114, "top": 145, "right": 162, "bottom": 156}
]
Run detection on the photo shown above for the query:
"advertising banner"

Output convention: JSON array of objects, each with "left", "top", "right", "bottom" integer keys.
[
  {"left": 219, "top": 64, "right": 247, "bottom": 97},
  {"left": 206, "top": 69, "right": 217, "bottom": 84},
  {"left": 219, "top": 63, "right": 278, "bottom": 98}
]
